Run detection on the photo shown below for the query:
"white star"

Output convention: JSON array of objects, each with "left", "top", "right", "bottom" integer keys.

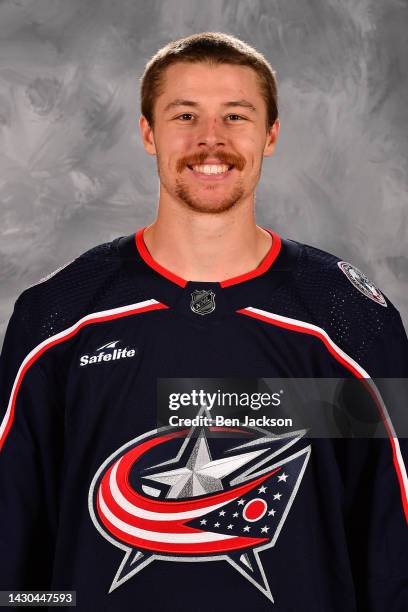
[
  {"left": 233, "top": 512, "right": 239, "bottom": 518},
  {"left": 200, "top": 519, "right": 207, "bottom": 525},
  {"left": 214, "top": 522, "right": 220, "bottom": 528},
  {"left": 143, "top": 433, "right": 221, "bottom": 498},
  {"left": 243, "top": 525, "right": 251, "bottom": 532},
  {"left": 144, "top": 431, "right": 265, "bottom": 499},
  {"left": 268, "top": 509, "right": 276, "bottom": 516},
  {"left": 278, "top": 472, "right": 288, "bottom": 482},
  {"left": 261, "top": 526, "right": 270, "bottom": 533},
  {"left": 273, "top": 492, "right": 282, "bottom": 500},
  {"left": 237, "top": 498, "right": 245, "bottom": 506},
  {"left": 227, "top": 524, "right": 234, "bottom": 529},
  {"left": 258, "top": 485, "right": 267, "bottom": 493},
  {"left": 219, "top": 510, "right": 226, "bottom": 516}
]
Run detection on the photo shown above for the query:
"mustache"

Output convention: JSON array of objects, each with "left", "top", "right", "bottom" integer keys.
[{"left": 176, "top": 152, "right": 246, "bottom": 173}]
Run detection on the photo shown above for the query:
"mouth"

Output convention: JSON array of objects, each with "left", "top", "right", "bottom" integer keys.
[{"left": 186, "top": 163, "right": 235, "bottom": 180}]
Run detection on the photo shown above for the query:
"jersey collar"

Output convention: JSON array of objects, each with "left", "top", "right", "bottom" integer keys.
[{"left": 134, "top": 226, "right": 282, "bottom": 289}]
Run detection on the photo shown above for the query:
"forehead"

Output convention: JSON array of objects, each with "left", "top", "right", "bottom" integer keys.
[{"left": 156, "top": 62, "right": 263, "bottom": 107}]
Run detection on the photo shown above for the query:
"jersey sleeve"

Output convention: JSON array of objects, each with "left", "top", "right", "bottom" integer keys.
[
  {"left": 0, "top": 295, "right": 63, "bottom": 589},
  {"left": 342, "top": 306, "right": 408, "bottom": 610}
]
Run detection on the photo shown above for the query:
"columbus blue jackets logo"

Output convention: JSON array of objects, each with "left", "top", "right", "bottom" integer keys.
[
  {"left": 88, "top": 416, "right": 311, "bottom": 603},
  {"left": 190, "top": 289, "right": 216, "bottom": 315},
  {"left": 338, "top": 261, "right": 387, "bottom": 307}
]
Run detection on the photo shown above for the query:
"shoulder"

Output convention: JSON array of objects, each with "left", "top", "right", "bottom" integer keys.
[
  {"left": 282, "top": 239, "right": 404, "bottom": 367},
  {"left": 26, "top": 238, "right": 120, "bottom": 289},
  {"left": 294, "top": 240, "right": 391, "bottom": 310},
  {"left": 13, "top": 235, "right": 126, "bottom": 347}
]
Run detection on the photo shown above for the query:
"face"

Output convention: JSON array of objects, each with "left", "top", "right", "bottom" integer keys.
[{"left": 139, "top": 62, "right": 279, "bottom": 214}]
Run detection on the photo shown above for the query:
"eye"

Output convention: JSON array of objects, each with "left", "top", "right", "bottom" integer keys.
[
  {"left": 176, "top": 113, "right": 194, "bottom": 121},
  {"left": 226, "top": 114, "right": 246, "bottom": 121}
]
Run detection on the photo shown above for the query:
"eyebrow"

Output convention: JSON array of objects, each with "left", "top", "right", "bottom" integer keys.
[{"left": 163, "top": 98, "right": 257, "bottom": 112}]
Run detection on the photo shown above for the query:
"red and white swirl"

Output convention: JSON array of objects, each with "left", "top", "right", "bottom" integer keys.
[{"left": 96, "top": 430, "right": 270, "bottom": 554}]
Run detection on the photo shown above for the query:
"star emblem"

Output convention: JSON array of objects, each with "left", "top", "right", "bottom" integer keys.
[
  {"left": 89, "top": 409, "right": 312, "bottom": 605},
  {"left": 143, "top": 429, "right": 269, "bottom": 500}
]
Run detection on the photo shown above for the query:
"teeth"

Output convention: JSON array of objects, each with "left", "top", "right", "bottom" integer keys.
[{"left": 192, "top": 164, "right": 230, "bottom": 175}]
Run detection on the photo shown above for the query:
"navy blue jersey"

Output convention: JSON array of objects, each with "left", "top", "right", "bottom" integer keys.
[{"left": 0, "top": 227, "right": 407, "bottom": 611}]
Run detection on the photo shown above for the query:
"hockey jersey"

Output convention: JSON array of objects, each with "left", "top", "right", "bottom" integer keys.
[{"left": 0, "top": 226, "right": 407, "bottom": 611}]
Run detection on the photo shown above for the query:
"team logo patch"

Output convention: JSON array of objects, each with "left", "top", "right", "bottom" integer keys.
[
  {"left": 337, "top": 261, "right": 387, "bottom": 307},
  {"left": 89, "top": 415, "right": 310, "bottom": 602},
  {"left": 190, "top": 289, "right": 216, "bottom": 315}
]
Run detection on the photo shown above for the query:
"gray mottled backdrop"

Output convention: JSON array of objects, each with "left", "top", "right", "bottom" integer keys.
[{"left": 1, "top": 0, "right": 407, "bottom": 348}]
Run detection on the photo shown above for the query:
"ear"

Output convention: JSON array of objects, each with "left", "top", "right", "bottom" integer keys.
[
  {"left": 139, "top": 115, "right": 157, "bottom": 156},
  {"left": 263, "top": 118, "right": 280, "bottom": 157}
]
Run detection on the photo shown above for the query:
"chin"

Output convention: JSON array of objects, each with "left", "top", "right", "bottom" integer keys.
[
  {"left": 175, "top": 183, "right": 245, "bottom": 214},
  {"left": 180, "top": 195, "right": 243, "bottom": 214}
]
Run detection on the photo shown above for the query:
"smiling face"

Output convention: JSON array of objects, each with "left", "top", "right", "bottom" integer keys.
[{"left": 139, "top": 61, "right": 279, "bottom": 214}]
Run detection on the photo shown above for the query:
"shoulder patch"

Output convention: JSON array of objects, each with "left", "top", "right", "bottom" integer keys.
[{"left": 337, "top": 261, "right": 387, "bottom": 307}]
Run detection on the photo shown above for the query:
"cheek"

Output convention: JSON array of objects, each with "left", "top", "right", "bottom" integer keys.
[
  {"left": 250, "top": 140, "right": 267, "bottom": 169},
  {"left": 232, "top": 134, "right": 263, "bottom": 158},
  {"left": 173, "top": 131, "right": 195, "bottom": 152},
  {"left": 165, "top": 135, "right": 194, "bottom": 168}
]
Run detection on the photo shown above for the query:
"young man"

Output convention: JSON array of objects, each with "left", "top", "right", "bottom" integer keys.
[{"left": 0, "top": 32, "right": 407, "bottom": 611}]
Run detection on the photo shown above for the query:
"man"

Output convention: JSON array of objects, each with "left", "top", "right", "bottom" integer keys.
[{"left": 0, "top": 32, "right": 407, "bottom": 611}]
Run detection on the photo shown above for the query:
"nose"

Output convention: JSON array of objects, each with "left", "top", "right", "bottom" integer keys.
[{"left": 197, "top": 117, "right": 226, "bottom": 148}]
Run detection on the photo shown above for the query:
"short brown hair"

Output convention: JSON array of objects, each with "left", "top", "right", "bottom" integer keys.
[{"left": 140, "top": 32, "right": 278, "bottom": 130}]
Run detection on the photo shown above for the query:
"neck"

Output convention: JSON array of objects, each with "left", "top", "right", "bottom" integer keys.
[{"left": 142, "top": 197, "right": 273, "bottom": 283}]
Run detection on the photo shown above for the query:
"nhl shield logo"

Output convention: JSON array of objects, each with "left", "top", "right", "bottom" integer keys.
[
  {"left": 337, "top": 261, "right": 387, "bottom": 307},
  {"left": 190, "top": 289, "right": 216, "bottom": 315}
]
